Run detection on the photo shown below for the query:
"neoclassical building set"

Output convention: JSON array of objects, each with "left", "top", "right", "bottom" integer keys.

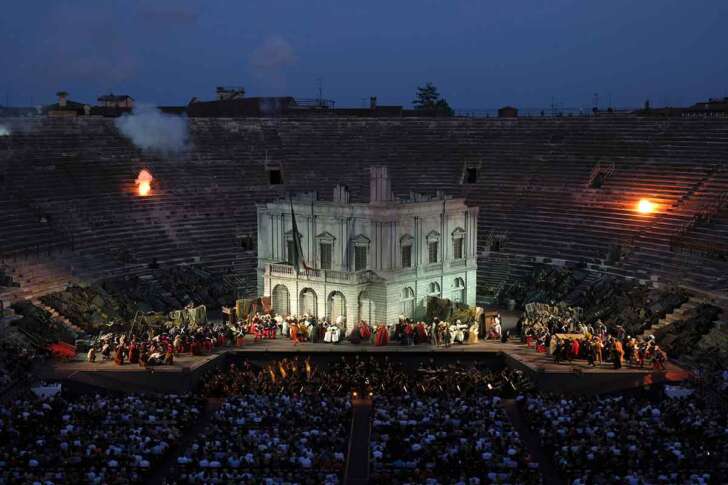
[{"left": 257, "top": 167, "right": 478, "bottom": 334}]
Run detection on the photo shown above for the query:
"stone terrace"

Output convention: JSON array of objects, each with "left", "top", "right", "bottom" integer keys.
[{"left": 1, "top": 115, "right": 728, "bottom": 302}]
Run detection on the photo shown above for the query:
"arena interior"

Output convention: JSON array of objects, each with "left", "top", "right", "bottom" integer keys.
[{"left": 1, "top": 109, "right": 728, "bottom": 484}]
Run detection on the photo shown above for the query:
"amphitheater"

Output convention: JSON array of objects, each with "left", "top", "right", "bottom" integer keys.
[
  {"left": 2, "top": 114, "right": 728, "bottom": 303},
  {"left": 3, "top": 113, "right": 728, "bottom": 485}
]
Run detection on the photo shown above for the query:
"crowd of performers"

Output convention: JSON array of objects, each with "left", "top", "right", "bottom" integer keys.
[
  {"left": 519, "top": 305, "right": 669, "bottom": 370},
  {"left": 274, "top": 314, "right": 498, "bottom": 347},
  {"left": 84, "top": 309, "right": 506, "bottom": 366}
]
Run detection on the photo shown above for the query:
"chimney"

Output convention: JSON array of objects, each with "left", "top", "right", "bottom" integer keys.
[
  {"left": 369, "top": 166, "right": 393, "bottom": 204},
  {"left": 370, "top": 96, "right": 377, "bottom": 110},
  {"left": 56, "top": 91, "right": 68, "bottom": 108},
  {"left": 333, "top": 184, "right": 350, "bottom": 204}
]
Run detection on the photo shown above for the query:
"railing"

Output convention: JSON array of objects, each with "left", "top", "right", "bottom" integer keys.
[
  {"left": 269, "top": 263, "right": 294, "bottom": 275},
  {"left": 450, "top": 258, "right": 467, "bottom": 267},
  {"left": 326, "top": 270, "right": 351, "bottom": 281},
  {"left": 294, "top": 98, "right": 336, "bottom": 109},
  {"left": 268, "top": 264, "right": 373, "bottom": 283}
]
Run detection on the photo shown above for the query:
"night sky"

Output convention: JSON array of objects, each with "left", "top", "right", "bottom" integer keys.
[{"left": 2, "top": 0, "right": 727, "bottom": 111}]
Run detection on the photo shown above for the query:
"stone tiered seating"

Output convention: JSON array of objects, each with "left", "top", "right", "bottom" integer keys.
[{"left": 2, "top": 115, "right": 728, "bottom": 301}]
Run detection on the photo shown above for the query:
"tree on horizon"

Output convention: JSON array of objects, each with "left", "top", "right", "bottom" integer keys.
[{"left": 413, "top": 82, "right": 454, "bottom": 116}]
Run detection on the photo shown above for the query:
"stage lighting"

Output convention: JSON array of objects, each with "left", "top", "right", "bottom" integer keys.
[{"left": 636, "top": 198, "right": 655, "bottom": 214}]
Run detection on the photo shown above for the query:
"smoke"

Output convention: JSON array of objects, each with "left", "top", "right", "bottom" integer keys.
[
  {"left": 0, "top": 126, "right": 10, "bottom": 136},
  {"left": 115, "top": 105, "right": 188, "bottom": 153},
  {"left": 249, "top": 35, "right": 297, "bottom": 94},
  {"left": 250, "top": 36, "right": 296, "bottom": 70}
]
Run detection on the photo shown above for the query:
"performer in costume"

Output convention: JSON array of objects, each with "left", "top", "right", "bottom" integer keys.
[
  {"left": 290, "top": 321, "right": 300, "bottom": 346},
  {"left": 415, "top": 321, "right": 428, "bottom": 344},
  {"left": 375, "top": 323, "right": 389, "bottom": 346},
  {"left": 467, "top": 320, "right": 479, "bottom": 344},
  {"left": 359, "top": 321, "right": 372, "bottom": 343}
]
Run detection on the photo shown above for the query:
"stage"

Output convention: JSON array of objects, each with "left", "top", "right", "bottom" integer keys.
[{"left": 44, "top": 336, "right": 692, "bottom": 395}]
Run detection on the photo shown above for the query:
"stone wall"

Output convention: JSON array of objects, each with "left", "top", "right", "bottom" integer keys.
[{"left": 2, "top": 115, "right": 728, "bottom": 302}]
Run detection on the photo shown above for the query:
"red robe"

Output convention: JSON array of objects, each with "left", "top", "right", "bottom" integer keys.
[
  {"left": 570, "top": 339, "right": 580, "bottom": 359},
  {"left": 375, "top": 325, "right": 389, "bottom": 346},
  {"left": 415, "top": 323, "right": 427, "bottom": 344},
  {"left": 128, "top": 344, "right": 139, "bottom": 364},
  {"left": 360, "top": 324, "right": 372, "bottom": 339}
]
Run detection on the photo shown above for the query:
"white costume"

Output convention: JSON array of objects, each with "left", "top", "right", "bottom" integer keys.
[
  {"left": 324, "top": 324, "right": 340, "bottom": 343},
  {"left": 277, "top": 314, "right": 287, "bottom": 336},
  {"left": 450, "top": 320, "right": 467, "bottom": 344},
  {"left": 492, "top": 321, "right": 502, "bottom": 339}
]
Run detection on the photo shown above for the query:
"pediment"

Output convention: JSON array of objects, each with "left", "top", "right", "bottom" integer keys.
[
  {"left": 451, "top": 227, "right": 466, "bottom": 238},
  {"left": 351, "top": 234, "right": 371, "bottom": 246},
  {"left": 400, "top": 234, "right": 414, "bottom": 245},
  {"left": 316, "top": 231, "right": 336, "bottom": 242},
  {"left": 284, "top": 229, "right": 303, "bottom": 240},
  {"left": 426, "top": 230, "right": 440, "bottom": 242}
]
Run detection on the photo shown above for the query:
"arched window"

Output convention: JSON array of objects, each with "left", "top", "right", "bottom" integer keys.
[
  {"left": 428, "top": 282, "right": 441, "bottom": 297},
  {"left": 452, "top": 277, "right": 466, "bottom": 304},
  {"left": 299, "top": 288, "right": 318, "bottom": 317},
  {"left": 327, "top": 291, "right": 347, "bottom": 321},
  {"left": 401, "top": 287, "right": 415, "bottom": 318},
  {"left": 358, "top": 290, "right": 375, "bottom": 324},
  {"left": 271, "top": 284, "right": 290, "bottom": 316}
]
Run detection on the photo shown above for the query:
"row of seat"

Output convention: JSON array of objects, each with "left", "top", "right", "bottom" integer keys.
[{"left": 1, "top": 115, "right": 727, "bottom": 303}]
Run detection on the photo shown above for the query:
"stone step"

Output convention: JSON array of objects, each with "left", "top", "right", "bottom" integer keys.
[
  {"left": 31, "top": 299, "right": 84, "bottom": 336},
  {"left": 642, "top": 296, "right": 709, "bottom": 336}
]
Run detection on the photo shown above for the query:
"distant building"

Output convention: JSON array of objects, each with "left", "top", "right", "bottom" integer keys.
[
  {"left": 44, "top": 91, "right": 89, "bottom": 117},
  {"left": 187, "top": 96, "right": 298, "bottom": 117},
  {"left": 256, "top": 167, "right": 479, "bottom": 333},
  {"left": 498, "top": 106, "right": 518, "bottom": 118},
  {"left": 215, "top": 86, "right": 245, "bottom": 100},
  {"left": 97, "top": 94, "right": 134, "bottom": 109},
  {"left": 688, "top": 97, "right": 728, "bottom": 113}
]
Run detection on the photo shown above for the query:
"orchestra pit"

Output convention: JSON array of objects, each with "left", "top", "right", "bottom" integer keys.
[{"left": 2, "top": 107, "right": 728, "bottom": 485}]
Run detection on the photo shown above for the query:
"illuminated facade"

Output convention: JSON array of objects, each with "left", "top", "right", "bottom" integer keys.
[{"left": 256, "top": 167, "right": 478, "bottom": 334}]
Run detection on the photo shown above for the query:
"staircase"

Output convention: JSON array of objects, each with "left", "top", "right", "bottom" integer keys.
[
  {"left": 31, "top": 298, "right": 85, "bottom": 337},
  {"left": 344, "top": 398, "right": 372, "bottom": 485},
  {"left": 642, "top": 296, "right": 705, "bottom": 337}
]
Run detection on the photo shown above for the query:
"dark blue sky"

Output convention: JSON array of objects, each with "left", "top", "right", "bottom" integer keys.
[{"left": 2, "top": 0, "right": 727, "bottom": 110}]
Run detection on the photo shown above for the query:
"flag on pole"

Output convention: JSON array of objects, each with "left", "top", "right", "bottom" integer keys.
[{"left": 289, "top": 197, "right": 311, "bottom": 274}]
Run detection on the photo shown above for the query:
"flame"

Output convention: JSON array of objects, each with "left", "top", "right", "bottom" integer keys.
[
  {"left": 135, "top": 169, "right": 153, "bottom": 197},
  {"left": 636, "top": 198, "right": 655, "bottom": 214}
]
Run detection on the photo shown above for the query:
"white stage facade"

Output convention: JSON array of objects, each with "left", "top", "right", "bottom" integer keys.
[{"left": 257, "top": 167, "right": 478, "bottom": 334}]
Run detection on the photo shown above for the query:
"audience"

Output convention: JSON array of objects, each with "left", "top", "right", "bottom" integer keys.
[
  {"left": 0, "top": 390, "right": 202, "bottom": 484},
  {"left": 520, "top": 389, "right": 728, "bottom": 484},
  {"left": 170, "top": 394, "right": 349, "bottom": 484},
  {"left": 371, "top": 394, "right": 541, "bottom": 484}
]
